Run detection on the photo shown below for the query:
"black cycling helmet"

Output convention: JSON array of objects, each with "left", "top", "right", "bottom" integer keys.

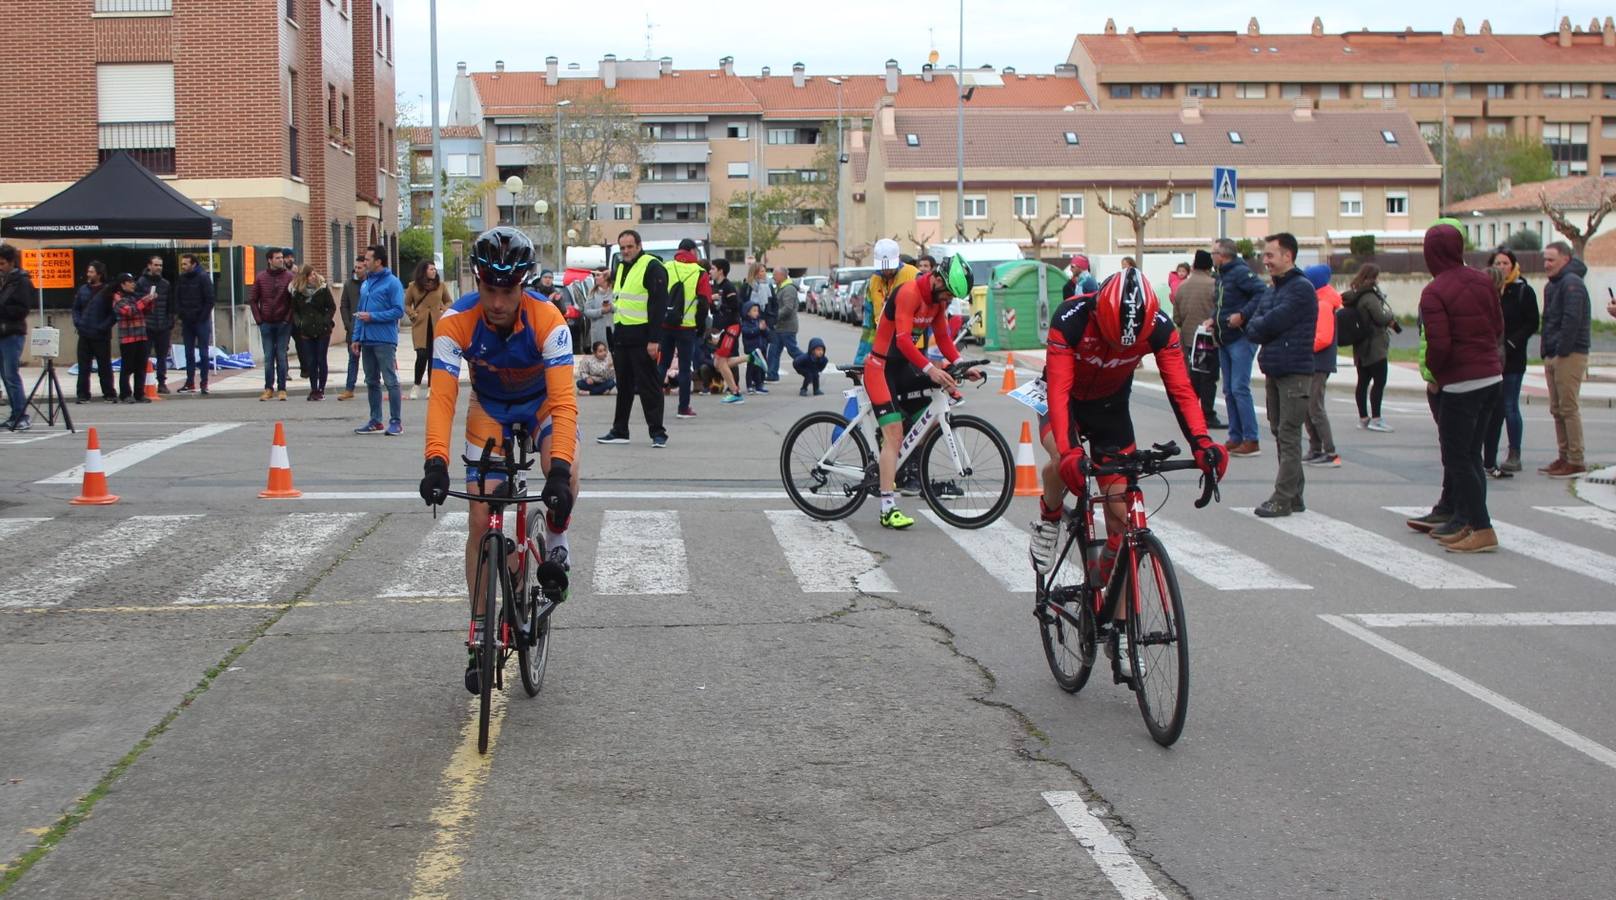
[{"left": 472, "top": 226, "right": 537, "bottom": 288}]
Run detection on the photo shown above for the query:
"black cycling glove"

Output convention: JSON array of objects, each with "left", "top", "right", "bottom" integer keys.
[
  {"left": 420, "top": 457, "right": 450, "bottom": 506},
  {"left": 542, "top": 459, "right": 574, "bottom": 523}
]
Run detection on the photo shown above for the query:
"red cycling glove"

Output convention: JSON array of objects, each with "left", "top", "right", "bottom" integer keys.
[
  {"left": 1057, "top": 447, "right": 1087, "bottom": 495},
  {"left": 1192, "top": 435, "right": 1228, "bottom": 481}
]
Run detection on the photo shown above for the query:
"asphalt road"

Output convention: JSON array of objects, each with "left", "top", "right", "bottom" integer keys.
[{"left": 2, "top": 317, "right": 1614, "bottom": 899}]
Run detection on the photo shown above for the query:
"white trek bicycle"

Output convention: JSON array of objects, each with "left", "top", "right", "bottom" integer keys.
[{"left": 779, "top": 357, "right": 1014, "bottom": 528}]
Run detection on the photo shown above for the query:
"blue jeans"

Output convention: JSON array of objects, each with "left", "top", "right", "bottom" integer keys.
[
  {"left": 345, "top": 344, "right": 360, "bottom": 391},
  {"left": 766, "top": 330, "right": 801, "bottom": 380},
  {"left": 1218, "top": 337, "right": 1259, "bottom": 443},
  {"left": 0, "top": 334, "right": 24, "bottom": 421},
  {"left": 259, "top": 322, "right": 291, "bottom": 391},
  {"left": 1484, "top": 372, "right": 1525, "bottom": 468},
  {"left": 182, "top": 319, "right": 212, "bottom": 387},
  {"left": 361, "top": 342, "right": 401, "bottom": 424},
  {"left": 656, "top": 329, "right": 697, "bottom": 410}
]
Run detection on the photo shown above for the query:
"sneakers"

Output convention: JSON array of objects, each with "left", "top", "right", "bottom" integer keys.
[
  {"left": 1223, "top": 438, "right": 1240, "bottom": 450},
  {"left": 1487, "top": 466, "right": 1513, "bottom": 479},
  {"left": 1302, "top": 451, "right": 1325, "bottom": 465},
  {"left": 1253, "top": 498, "right": 1296, "bottom": 518},
  {"left": 1305, "top": 453, "right": 1342, "bottom": 468},
  {"left": 756, "top": 384, "right": 769, "bottom": 394},
  {"left": 1428, "top": 518, "right": 1467, "bottom": 540},
  {"left": 721, "top": 393, "right": 745, "bottom": 404},
  {"left": 1228, "top": 441, "right": 1261, "bottom": 457},
  {"left": 10, "top": 415, "right": 30, "bottom": 433},
  {"left": 1405, "top": 510, "right": 1451, "bottom": 533},
  {"left": 259, "top": 389, "right": 274, "bottom": 401},
  {"left": 879, "top": 508, "right": 916, "bottom": 529},
  {"left": 931, "top": 480, "right": 965, "bottom": 499},
  {"left": 1358, "top": 417, "right": 1370, "bottom": 430},
  {"left": 897, "top": 477, "right": 921, "bottom": 497},
  {"left": 1111, "top": 637, "right": 1146, "bottom": 680},
  {"left": 1366, "top": 418, "right": 1395, "bottom": 433},
  {"left": 1537, "top": 458, "right": 1565, "bottom": 474},
  {"left": 813, "top": 389, "right": 824, "bottom": 396},
  {"left": 177, "top": 383, "right": 195, "bottom": 394},
  {"left": 277, "top": 390, "right": 288, "bottom": 401},
  {"left": 1444, "top": 527, "right": 1499, "bottom": 554},
  {"left": 1206, "top": 416, "right": 1227, "bottom": 430},
  {"left": 799, "top": 387, "right": 809, "bottom": 397},
  {"left": 1029, "top": 518, "right": 1062, "bottom": 574},
  {"left": 1500, "top": 452, "right": 1523, "bottom": 473},
  {"left": 385, "top": 419, "right": 403, "bottom": 436},
  {"left": 1545, "top": 461, "right": 1587, "bottom": 479},
  {"left": 676, "top": 407, "right": 697, "bottom": 418},
  {"left": 651, "top": 435, "right": 668, "bottom": 449},
  {"left": 337, "top": 389, "right": 355, "bottom": 401},
  {"left": 409, "top": 385, "right": 419, "bottom": 400},
  {"left": 596, "top": 431, "right": 631, "bottom": 444},
  {"left": 354, "top": 420, "right": 385, "bottom": 435}
]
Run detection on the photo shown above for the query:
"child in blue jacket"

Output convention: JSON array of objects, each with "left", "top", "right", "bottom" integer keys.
[
  {"left": 740, "top": 300, "right": 768, "bottom": 393},
  {"left": 793, "top": 336, "right": 828, "bottom": 396}
]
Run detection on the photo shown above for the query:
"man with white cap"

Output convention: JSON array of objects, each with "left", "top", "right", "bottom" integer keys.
[{"left": 852, "top": 239, "right": 916, "bottom": 366}]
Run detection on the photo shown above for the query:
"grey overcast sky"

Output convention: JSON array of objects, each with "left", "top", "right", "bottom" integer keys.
[{"left": 391, "top": 1, "right": 1608, "bottom": 119}]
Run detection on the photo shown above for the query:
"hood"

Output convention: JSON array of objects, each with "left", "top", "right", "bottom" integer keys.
[
  {"left": 674, "top": 250, "right": 700, "bottom": 264},
  {"left": 741, "top": 300, "right": 760, "bottom": 316},
  {"left": 1304, "top": 265, "right": 1332, "bottom": 290},
  {"left": 1570, "top": 257, "right": 1588, "bottom": 279},
  {"left": 807, "top": 337, "right": 826, "bottom": 353},
  {"left": 1422, "top": 224, "right": 1465, "bottom": 277}
]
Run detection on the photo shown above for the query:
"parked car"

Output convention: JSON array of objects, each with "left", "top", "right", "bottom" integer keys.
[
  {"left": 799, "top": 275, "right": 828, "bottom": 315},
  {"left": 830, "top": 266, "right": 877, "bottom": 322},
  {"left": 846, "top": 279, "right": 869, "bottom": 325}
]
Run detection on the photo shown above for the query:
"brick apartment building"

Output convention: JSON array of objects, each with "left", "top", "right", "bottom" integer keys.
[
  {"left": 1069, "top": 16, "right": 1616, "bottom": 183},
  {"left": 0, "top": 0, "right": 398, "bottom": 287}
]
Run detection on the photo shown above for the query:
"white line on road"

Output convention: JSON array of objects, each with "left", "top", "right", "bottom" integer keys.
[
  {"left": 382, "top": 511, "right": 469, "bottom": 598},
  {"left": 1238, "top": 508, "right": 1511, "bottom": 590},
  {"left": 294, "top": 490, "right": 791, "bottom": 501},
  {"left": 1146, "top": 518, "right": 1312, "bottom": 591},
  {"left": 1535, "top": 505, "right": 1616, "bottom": 533},
  {"left": 0, "top": 431, "right": 70, "bottom": 445},
  {"left": 593, "top": 510, "right": 688, "bottom": 595},
  {"left": 0, "top": 515, "right": 200, "bottom": 608},
  {"left": 1319, "top": 614, "right": 1616, "bottom": 772},
  {"left": 764, "top": 510, "right": 895, "bottom": 593},
  {"left": 1386, "top": 507, "right": 1616, "bottom": 589},
  {"left": 1350, "top": 612, "right": 1616, "bottom": 628},
  {"left": 36, "top": 422, "right": 242, "bottom": 484},
  {"left": 923, "top": 512, "right": 1036, "bottom": 593},
  {"left": 1041, "top": 791, "right": 1169, "bottom": 900},
  {"left": 0, "top": 518, "right": 52, "bottom": 540},
  {"left": 174, "top": 512, "right": 365, "bottom": 604}
]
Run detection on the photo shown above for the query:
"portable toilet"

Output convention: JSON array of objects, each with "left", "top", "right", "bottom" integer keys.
[{"left": 987, "top": 260, "right": 1066, "bottom": 351}]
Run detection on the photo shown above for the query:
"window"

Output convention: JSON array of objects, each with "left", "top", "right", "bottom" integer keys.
[
  {"left": 1606, "top": 85, "right": 1616, "bottom": 101},
  {"left": 1542, "top": 83, "right": 1589, "bottom": 99},
  {"left": 1059, "top": 194, "right": 1084, "bottom": 217},
  {"left": 1171, "top": 132, "right": 1185, "bottom": 145},
  {"left": 95, "top": 0, "right": 173, "bottom": 11},
  {"left": 494, "top": 124, "right": 529, "bottom": 144},
  {"left": 1603, "top": 157, "right": 1616, "bottom": 177},
  {"left": 1140, "top": 84, "right": 1164, "bottom": 99},
  {"left": 1410, "top": 82, "right": 1442, "bottom": 98},
  {"left": 1013, "top": 194, "right": 1038, "bottom": 219},
  {"left": 1172, "top": 192, "right": 1196, "bottom": 217},
  {"left": 915, "top": 195, "right": 941, "bottom": 219},
  {"left": 1235, "top": 83, "right": 1267, "bottom": 99},
  {"left": 1452, "top": 84, "right": 1472, "bottom": 99},
  {"left": 286, "top": 67, "right": 300, "bottom": 176},
  {"left": 444, "top": 153, "right": 480, "bottom": 177},
  {"left": 1603, "top": 119, "right": 1616, "bottom": 140},
  {"left": 1290, "top": 190, "right": 1315, "bottom": 218},
  {"left": 1385, "top": 191, "right": 1408, "bottom": 216},
  {"left": 1487, "top": 83, "right": 1508, "bottom": 99},
  {"left": 329, "top": 221, "right": 341, "bottom": 280},
  {"left": 96, "top": 62, "right": 177, "bottom": 174},
  {"left": 1381, "top": 129, "right": 1399, "bottom": 144},
  {"left": 385, "top": 16, "right": 392, "bottom": 61},
  {"left": 613, "top": 204, "right": 632, "bottom": 221},
  {"left": 1339, "top": 191, "right": 1363, "bottom": 217},
  {"left": 290, "top": 216, "right": 303, "bottom": 263},
  {"left": 284, "top": 0, "right": 294, "bottom": 20},
  {"left": 1280, "top": 83, "right": 1303, "bottom": 99},
  {"left": 1452, "top": 122, "right": 1473, "bottom": 139},
  {"left": 1109, "top": 84, "right": 1133, "bottom": 99},
  {"left": 340, "top": 93, "right": 350, "bottom": 140},
  {"left": 727, "top": 162, "right": 750, "bottom": 179},
  {"left": 726, "top": 123, "right": 749, "bottom": 139},
  {"left": 962, "top": 195, "right": 987, "bottom": 219},
  {"left": 1227, "top": 131, "right": 1243, "bottom": 144},
  {"left": 467, "top": 198, "right": 483, "bottom": 219},
  {"left": 1543, "top": 122, "right": 1590, "bottom": 175},
  {"left": 1486, "top": 121, "right": 1508, "bottom": 137},
  {"left": 1063, "top": 131, "right": 1078, "bottom": 145},
  {"left": 1185, "top": 83, "right": 1219, "bottom": 98},
  {"left": 1362, "top": 83, "right": 1395, "bottom": 99},
  {"left": 1136, "top": 191, "right": 1157, "bottom": 211},
  {"left": 1244, "top": 191, "right": 1268, "bottom": 216},
  {"left": 326, "top": 84, "right": 337, "bottom": 132},
  {"left": 375, "top": 4, "right": 382, "bottom": 52},
  {"left": 767, "top": 127, "right": 818, "bottom": 145},
  {"left": 1319, "top": 84, "right": 1341, "bottom": 100},
  {"left": 904, "top": 133, "right": 919, "bottom": 147}
]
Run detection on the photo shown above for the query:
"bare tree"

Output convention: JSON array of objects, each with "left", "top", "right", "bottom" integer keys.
[
  {"left": 905, "top": 232, "right": 931, "bottom": 258},
  {"left": 521, "top": 94, "right": 650, "bottom": 249},
  {"left": 842, "top": 242, "right": 872, "bottom": 266},
  {"left": 971, "top": 224, "right": 997, "bottom": 242},
  {"left": 1015, "top": 209, "right": 1077, "bottom": 259},
  {"left": 1094, "top": 183, "right": 1175, "bottom": 271},
  {"left": 1540, "top": 185, "right": 1616, "bottom": 257}
]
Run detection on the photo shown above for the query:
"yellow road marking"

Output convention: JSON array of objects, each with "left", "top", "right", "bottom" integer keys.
[
  {"left": 7, "top": 597, "right": 463, "bottom": 615},
  {"left": 408, "top": 690, "right": 509, "bottom": 899}
]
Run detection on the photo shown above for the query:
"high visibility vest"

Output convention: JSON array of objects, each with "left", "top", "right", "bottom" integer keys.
[
  {"left": 613, "top": 253, "right": 654, "bottom": 325},
  {"left": 665, "top": 259, "right": 704, "bottom": 328}
]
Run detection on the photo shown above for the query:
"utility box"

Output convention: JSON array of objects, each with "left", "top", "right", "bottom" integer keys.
[{"left": 987, "top": 260, "right": 1066, "bottom": 351}]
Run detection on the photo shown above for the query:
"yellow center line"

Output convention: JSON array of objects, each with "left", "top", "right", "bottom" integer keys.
[{"left": 408, "top": 689, "right": 509, "bottom": 899}]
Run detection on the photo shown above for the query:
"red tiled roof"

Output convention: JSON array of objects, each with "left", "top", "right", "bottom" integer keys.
[
  {"left": 1075, "top": 28, "right": 1616, "bottom": 69},
  {"left": 1585, "top": 229, "right": 1616, "bottom": 266},
  {"left": 406, "top": 125, "right": 482, "bottom": 144},
  {"left": 474, "top": 71, "right": 763, "bottom": 116},
  {"left": 1446, "top": 176, "right": 1616, "bottom": 213},
  {"left": 876, "top": 108, "right": 1438, "bottom": 171}
]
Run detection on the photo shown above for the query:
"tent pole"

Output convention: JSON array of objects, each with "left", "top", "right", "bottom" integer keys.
[{"left": 227, "top": 242, "right": 236, "bottom": 354}]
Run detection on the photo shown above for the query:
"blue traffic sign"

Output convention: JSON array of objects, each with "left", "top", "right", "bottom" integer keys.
[{"left": 1213, "top": 167, "right": 1239, "bottom": 210}]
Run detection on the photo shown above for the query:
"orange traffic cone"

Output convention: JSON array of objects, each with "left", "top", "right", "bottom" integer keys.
[
  {"left": 69, "top": 428, "right": 120, "bottom": 506},
  {"left": 1000, "top": 351, "right": 1019, "bottom": 394},
  {"left": 258, "top": 421, "right": 303, "bottom": 499},
  {"left": 143, "top": 359, "right": 161, "bottom": 401},
  {"left": 1014, "top": 421, "right": 1041, "bottom": 497}
]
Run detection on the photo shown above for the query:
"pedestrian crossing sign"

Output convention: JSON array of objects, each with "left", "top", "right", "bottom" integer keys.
[{"left": 1213, "top": 167, "right": 1238, "bottom": 210}]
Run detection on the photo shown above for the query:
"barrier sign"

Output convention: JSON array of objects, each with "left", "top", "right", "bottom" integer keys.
[
  {"left": 29, "top": 326, "right": 61, "bottom": 359},
  {"left": 21, "top": 249, "right": 75, "bottom": 289}
]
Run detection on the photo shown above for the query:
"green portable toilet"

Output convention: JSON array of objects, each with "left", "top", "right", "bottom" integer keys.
[{"left": 986, "top": 260, "right": 1066, "bottom": 351}]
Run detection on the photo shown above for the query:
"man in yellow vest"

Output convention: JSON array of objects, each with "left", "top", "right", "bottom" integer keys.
[
  {"left": 597, "top": 229, "right": 671, "bottom": 448},
  {"left": 853, "top": 238, "right": 916, "bottom": 365},
  {"left": 657, "top": 238, "right": 712, "bottom": 419}
]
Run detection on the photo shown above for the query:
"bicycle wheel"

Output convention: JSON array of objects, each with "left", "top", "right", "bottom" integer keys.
[
  {"left": 477, "top": 541, "right": 501, "bottom": 754},
  {"left": 918, "top": 413, "right": 1013, "bottom": 529},
  {"left": 517, "top": 545, "right": 552, "bottom": 698},
  {"left": 1038, "top": 577, "right": 1096, "bottom": 693},
  {"left": 780, "top": 411, "right": 873, "bottom": 520},
  {"left": 1125, "top": 531, "right": 1189, "bottom": 746}
]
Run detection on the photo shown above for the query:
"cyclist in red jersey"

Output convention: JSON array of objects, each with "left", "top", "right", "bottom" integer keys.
[
  {"left": 1029, "top": 267, "right": 1227, "bottom": 579},
  {"left": 864, "top": 255, "right": 983, "bottom": 528}
]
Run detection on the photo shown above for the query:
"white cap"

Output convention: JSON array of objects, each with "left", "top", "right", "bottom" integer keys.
[{"left": 873, "top": 238, "right": 901, "bottom": 272}]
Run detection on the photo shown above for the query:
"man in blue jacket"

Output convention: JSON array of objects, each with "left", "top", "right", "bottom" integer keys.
[
  {"left": 1212, "top": 237, "right": 1267, "bottom": 456},
  {"left": 1244, "top": 233, "right": 1318, "bottom": 518},
  {"left": 351, "top": 244, "right": 406, "bottom": 436}
]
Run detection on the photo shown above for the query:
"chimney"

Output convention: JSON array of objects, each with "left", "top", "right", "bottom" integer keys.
[
  {"left": 1291, "top": 99, "right": 1314, "bottom": 121},
  {"left": 1126, "top": 26, "right": 1135, "bottom": 36},
  {"left": 760, "top": 66, "right": 770, "bottom": 79},
  {"left": 850, "top": 128, "right": 864, "bottom": 151},
  {"left": 1605, "top": 17, "right": 1615, "bottom": 47},
  {"left": 494, "top": 60, "right": 505, "bottom": 73},
  {"left": 1003, "top": 66, "right": 1016, "bottom": 75},
  {"left": 1311, "top": 17, "right": 1323, "bottom": 37},
  {"left": 1247, "top": 17, "right": 1260, "bottom": 37},
  {"left": 885, "top": 59, "right": 900, "bottom": 94},
  {"left": 1479, "top": 19, "right": 1492, "bottom": 35},
  {"left": 1452, "top": 18, "right": 1466, "bottom": 37},
  {"left": 720, "top": 56, "right": 735, "bottom": 76},
  {"left": 1054, "top": 63, "right": 1079, "bottom": 79},
  {"left": 545, "top": 56, "right": 558, "bottom": 86},
  {"left": 1497, "top": 177, "right": 1512, "bottom": 198},
  {"left": 1104, "top": 18, "right": 1117, "bottom": 36},
  {"left": 1558, "top": 16, "right": 1573, "bottom": 47},
  {"left": 878, "top": 98, "right": 896, "bottom": 138},
  {"left": 922, "top": 63, "right": 934, "bottom": 83},
  {"left": 456, "top": 61, "right": 466, "bottom": 75},
  {"left": 602, "top": 54, "right": 617, "bottom": 89},
  {"left": 792, "top": 62, "right": 806, "bottom": 88},
  {"left": 1179, "top": 97, "right": 1202, "bottom": 122},
  {"left": 660, "top": 56, "right": 673, "bottom": 76},
  {"left": 1592, "top": 18, "right": 1602, "bottom": 32}
]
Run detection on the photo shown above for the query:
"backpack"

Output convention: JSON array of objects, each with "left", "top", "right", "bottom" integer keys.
[{"left": 1335, "top": 303, "right": 1371, "bottom": 347}]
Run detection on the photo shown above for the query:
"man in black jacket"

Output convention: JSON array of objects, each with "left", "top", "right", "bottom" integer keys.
[
  {"left": 135, "top": 254, "right": 173, "bottom": 393},
  {"left": 72, "top": 261, "right": 116, "bottom": 403},
  {"left": 0, "top": 245, "right": 33, "bottom": 430},
  {"left": 174, "top": 253, "right": 216, "bottom": 394},
  {"left": 1245, "top": 233, "right": 1318, "bottom": 518},
  {"left": 597, "top": 230, "right": 670, "bottom": 448},
  {"left": 1539, "top": 243, "right": 1591, "bottom": 478}
]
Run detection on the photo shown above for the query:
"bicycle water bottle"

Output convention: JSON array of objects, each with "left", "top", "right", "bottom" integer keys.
[
  {"left": 832, "top": 394, "right": 859, "bottom": 443},
  {"left": 1084, "top": 542, "right": 1104, "bottom": 588}
]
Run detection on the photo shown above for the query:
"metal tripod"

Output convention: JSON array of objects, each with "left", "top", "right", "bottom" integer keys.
[{"left": 23, "top": 358, "right": 74, "bottom": 432}]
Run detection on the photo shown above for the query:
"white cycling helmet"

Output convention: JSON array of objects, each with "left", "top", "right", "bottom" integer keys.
[{"left": 873, "top": 238, "right": 901, "bottom": 273}]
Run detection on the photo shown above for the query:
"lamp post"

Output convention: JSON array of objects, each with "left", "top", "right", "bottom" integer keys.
[
  {"left": 428, "top": 0, "right": 443, "bottom": 267},
  {"left": 555, "top": 99, "right": 572, "bottom": 269},
  {"left": 827, "top": 77, "right": 845, "bottom": 270},
  {"left": 954, "top": 0, "right": 965, "bottom": 241}
]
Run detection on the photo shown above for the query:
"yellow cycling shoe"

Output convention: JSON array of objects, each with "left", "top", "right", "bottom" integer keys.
[{"left": 880, "top": 508, "right": 916, "bottom": 530}]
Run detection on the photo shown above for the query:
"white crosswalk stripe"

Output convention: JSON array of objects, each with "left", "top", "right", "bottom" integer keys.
[
  {"left": 1385, "top": 507, "right": 1616, "bottom": 590},
  {"left": 1536, "top": 506, "right": 1616, "bottom": 533},
  {"left": 593, "top": 510, "right": 688, "bottom": 595},
  {"left": 0, "top": 517, "right": 51, "bottom": 541},
  {"left": 1239, "top": 508, "right": 1511, "bottom": 590},
  {"left": 1146, "top": 518, "right": 1313, "bottom": 591},
  {"left": 923, "top": 512, "right": 1036, "bottom": 593},
  {"left": 382, "top": 512, "right": 469, "bottom": 598},
  {"left": 0, "top": 516, "right": 201, "bottom": 608},
  {"left": 765, "top": 510, "right": 896, "bottom": 593},
  {"left": 174, "top": 513, "right": 366, "bottom": 605}
]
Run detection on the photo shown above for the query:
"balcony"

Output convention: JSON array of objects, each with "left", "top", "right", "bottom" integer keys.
[
  {"left": 635, "top": 221, "right": 710, "bottom": 243},
  {"left": 634, "top": 181, "right": 710, "bottom": 205},
  {"left": 99, "top": 121, "right": 176, "bottom": 175},
  {"left": 644, "top": 141, "right": 711, "bottom": 165}
]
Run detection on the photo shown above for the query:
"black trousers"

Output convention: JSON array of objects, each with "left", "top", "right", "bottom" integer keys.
[
  {"left": 118, "top": 340, "right": 150, "bottom": 400},
  {"left": 77, "top": 335, "right": 115, "bottom": 400},
  {"left": 149, "top": 329, "right": 173, "bottom": 386},
  {"left": 611, "top": 342, "right": 666, "bottom": 440},
  {"left": 1182, "top": 344, "right": 1218, "bottom": 419},
  {"left": 1436, "top": 384, "right": 1499, "bottom": 531}
]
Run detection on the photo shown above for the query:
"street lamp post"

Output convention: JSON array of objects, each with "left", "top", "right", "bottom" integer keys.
[
  {"left": 828, "top": 78, "right": 845, "bottom": 270},
  {"left": 428, "top": 0, "right": 443, "bottom": 267},
  {"left": 555, "top": 99, "right": 572, "bottom": 269},
  {"left": 955, "top": 0, "right": 965, "bottom": 241}
]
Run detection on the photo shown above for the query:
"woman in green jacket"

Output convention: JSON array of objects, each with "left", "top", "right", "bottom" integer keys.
[{"left": 1340, "top": 263, "right": 1398, "bottom": 432}]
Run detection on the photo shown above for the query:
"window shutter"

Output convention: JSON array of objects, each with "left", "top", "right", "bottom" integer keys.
[{"left": 97, "top": 64, "right": 175, "bottom": 122}]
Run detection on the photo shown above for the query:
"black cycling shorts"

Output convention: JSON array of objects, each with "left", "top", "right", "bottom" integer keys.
[
  {"left": 864, "top": 352, "right": 934, "bottom": 426},
  {"left": 1064, "top": 388, "right": 1136, "bottom": 459}
]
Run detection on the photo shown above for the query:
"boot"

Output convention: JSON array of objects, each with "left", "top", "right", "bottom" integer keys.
[
  {"left": 1438, "top": 526, "right": 1474, "bottom": 546},
  {"left": 1444, "top": 528, "right": 1498, "bottom": 554}
]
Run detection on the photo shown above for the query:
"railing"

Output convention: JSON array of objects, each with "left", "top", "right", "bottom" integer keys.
[
  {"left": 99, "top": 121, "right": 176, "bottom": 175},
  {"left": 288, "top": 124, "right": 300, "bottom": 177},
  {"left": 94, "top": 0, "right": 172, "bottom": 12}
]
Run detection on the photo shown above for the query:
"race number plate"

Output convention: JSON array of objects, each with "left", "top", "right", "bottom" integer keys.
[{"left": 1007, "top": 376, "right": 1047, "bottom": 416}]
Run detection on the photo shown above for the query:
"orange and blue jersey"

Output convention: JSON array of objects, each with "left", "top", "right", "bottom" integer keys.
[{"left": 425, "top": 291, "right": 579, "bottom": 478}]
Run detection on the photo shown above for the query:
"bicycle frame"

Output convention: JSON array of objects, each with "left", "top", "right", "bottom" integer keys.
[{"left": 811, "top": 382, "right": 969, "bottom": 487}]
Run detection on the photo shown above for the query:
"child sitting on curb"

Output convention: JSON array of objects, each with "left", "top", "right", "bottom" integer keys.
[{"left": 576, "top": 341, "right": 616, "bottom": 396}]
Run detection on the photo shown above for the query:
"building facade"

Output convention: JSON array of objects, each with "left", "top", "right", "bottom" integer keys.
[
  {"left": 0, "top": 0, "right": 398, "bottom": 285},
  {"left": 1069, "top": 17, "right": 1616, "bottom": 181},
  {"left": 1445, "top": 175, "right": 1616, "bottom": 250}
]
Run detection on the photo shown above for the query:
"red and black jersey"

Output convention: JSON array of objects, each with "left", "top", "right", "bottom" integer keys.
[
  {"left": 1045, "top": 295, "right": 1207, "bottom": 456},
  {"left": 871, "top": 274, "right": 959, "bottom": 370}
]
